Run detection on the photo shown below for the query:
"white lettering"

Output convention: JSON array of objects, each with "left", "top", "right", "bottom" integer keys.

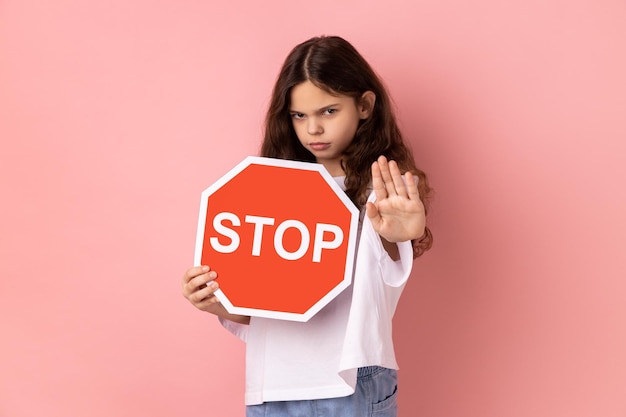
[
  {"left": 208, "top": 213, "right": 344, "bottom": 261},
  {"left": 312, "top": 223, "right": 344, "bottom": 263},
  {"left": 274, "top": 220, "right": 310, "bottom": 261},
  {"left": 209, "top": 212, "right": 241, "bottom": 253},
  {"left": 245, "top": 215, "right": 275, "bottom": 256}
]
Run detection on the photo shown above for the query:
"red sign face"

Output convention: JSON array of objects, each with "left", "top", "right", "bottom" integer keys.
[{"left": 194, "top": 156, "right": 359, "bottom": 321}]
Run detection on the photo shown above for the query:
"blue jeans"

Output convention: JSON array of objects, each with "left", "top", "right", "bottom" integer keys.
[{"left": 246, "top": 366, "right": 398, "bottom": 417}]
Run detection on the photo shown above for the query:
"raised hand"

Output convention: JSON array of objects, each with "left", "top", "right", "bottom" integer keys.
[{"left": 365, "top": 156, "right": 426, "bottom": 243}]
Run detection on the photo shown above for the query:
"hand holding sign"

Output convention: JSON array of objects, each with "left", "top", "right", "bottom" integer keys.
[{"left": 180, "top": 265, "right": 251, "bottom": 325}]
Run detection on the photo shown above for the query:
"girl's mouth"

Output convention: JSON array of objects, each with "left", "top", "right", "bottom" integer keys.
[{"left": 309, "top": 142, "right": 330, "bottom": 151}]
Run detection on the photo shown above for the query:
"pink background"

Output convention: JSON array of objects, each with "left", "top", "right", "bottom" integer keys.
[{"left": 1, "top": 1, "right": 625, "bottom": 416}]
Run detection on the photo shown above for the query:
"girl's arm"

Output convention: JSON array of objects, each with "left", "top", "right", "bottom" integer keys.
[
  {"left": 381, "top": 238, "right": 401, "bottom": 261},
  {"left": 182, "top": 265, "right": 251, "bottom": 325},
  {"left": 366, "top": 155, "right": 426, "bottom": 258}
]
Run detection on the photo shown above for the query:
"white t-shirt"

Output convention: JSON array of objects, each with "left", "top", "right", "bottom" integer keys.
[{"left": 219, "top": 177, "right": 414, "bottom": 405}]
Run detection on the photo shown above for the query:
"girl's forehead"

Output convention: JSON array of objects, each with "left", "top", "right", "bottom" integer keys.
[{"left": 290, "top": 80, "right": 353, "bottom": 110}]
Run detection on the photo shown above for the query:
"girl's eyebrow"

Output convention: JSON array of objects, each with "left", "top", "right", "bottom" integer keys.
[{"left": 289, "top": 103, "right": 342, "bottom": 113}]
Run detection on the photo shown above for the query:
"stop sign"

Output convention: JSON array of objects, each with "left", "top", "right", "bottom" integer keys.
[{"left": 194, "top": 156, "right": 359, "bottom": 322}]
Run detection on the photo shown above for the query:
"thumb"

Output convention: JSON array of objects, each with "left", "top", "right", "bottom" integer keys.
[{"left": 366, "top": 202, "right": 381, "bottom": 226}]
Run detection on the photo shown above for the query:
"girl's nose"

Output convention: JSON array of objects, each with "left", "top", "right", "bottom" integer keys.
[{"left": 307, "top": 118, "right": 323, "bottom": 135}]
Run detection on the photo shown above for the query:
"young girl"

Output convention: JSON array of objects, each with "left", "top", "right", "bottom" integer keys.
[{"left": 182, "top": 35, "right": 432, "bottom": 417}]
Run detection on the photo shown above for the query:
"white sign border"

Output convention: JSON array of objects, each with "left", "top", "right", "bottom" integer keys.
[{"left": 194, "top": 156, "right": 360, "bottom": 322}]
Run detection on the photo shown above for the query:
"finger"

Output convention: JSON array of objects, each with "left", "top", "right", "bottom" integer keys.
[
  {"left": 371, "top": 160, "right": 387, "bottom": 200},
  {"left": 190, "top": 281, "right": 220, "bottom": 304},
  {"left": 377, "top": 156, "right": 397, "bottom": 196},
  {"left": 365, "top": 202, "right": 382, "bottom": 228},
  {"left": 404, "top": 172, "right": 421, "bottom": 201},
  {"left": 189, "top": 270, "right": 218, "bottom": 291},
  {"left": 388, "top": 160, "right": 409, "bottom": 198},
  {"left": 183, "top": 270, "right": 217, "bottom": 297},
  {"left": 182, "top": 265, "right": 210, "bottom": 285}
]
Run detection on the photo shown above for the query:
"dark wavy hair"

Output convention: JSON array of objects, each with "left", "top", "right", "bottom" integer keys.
[{"left": 261, "top": 35, "right": 432, "bottom": 257}]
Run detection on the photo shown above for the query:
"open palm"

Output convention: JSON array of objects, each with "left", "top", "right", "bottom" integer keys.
[{"left": 366, "top": 156, "right": 426, "bottom": 243}]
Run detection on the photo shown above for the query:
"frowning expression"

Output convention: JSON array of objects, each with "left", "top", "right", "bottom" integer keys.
[{"left": 289, "top": 80, "right": 373, "bottom": 176}]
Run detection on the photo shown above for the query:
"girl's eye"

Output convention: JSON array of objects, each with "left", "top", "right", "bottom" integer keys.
[
  {"left": 291, "top": 112, "right": 305, "bottom": 120},
  {"left": 323, "top": 108, "right": 337, "bottom": 116}
]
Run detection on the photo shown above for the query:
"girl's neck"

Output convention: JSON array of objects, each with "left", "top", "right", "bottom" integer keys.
[{"left": 319, "top": 159, "right": 345, "bottom": 177}]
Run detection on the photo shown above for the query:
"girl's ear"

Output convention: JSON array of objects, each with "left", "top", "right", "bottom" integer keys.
[{"left": 358, "top": 91, "right": 376, "bottom": 119}]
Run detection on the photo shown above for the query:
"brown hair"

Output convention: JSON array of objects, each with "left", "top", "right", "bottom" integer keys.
[{"left": 261, "top": 36, "right": 432, "bottom": 257}]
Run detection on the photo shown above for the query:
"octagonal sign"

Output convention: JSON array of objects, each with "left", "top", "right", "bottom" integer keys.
[{"left": 194, "top": 156, "right": 359, "bottom": 322}]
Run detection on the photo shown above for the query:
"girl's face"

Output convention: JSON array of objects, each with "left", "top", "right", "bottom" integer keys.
[{"left": 289, "top": 80, "right": 373, "bottom": 176}]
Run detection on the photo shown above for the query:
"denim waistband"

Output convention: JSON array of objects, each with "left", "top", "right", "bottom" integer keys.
[{"left": 357, "top": 366, "right": 385, "bottom": 377}]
